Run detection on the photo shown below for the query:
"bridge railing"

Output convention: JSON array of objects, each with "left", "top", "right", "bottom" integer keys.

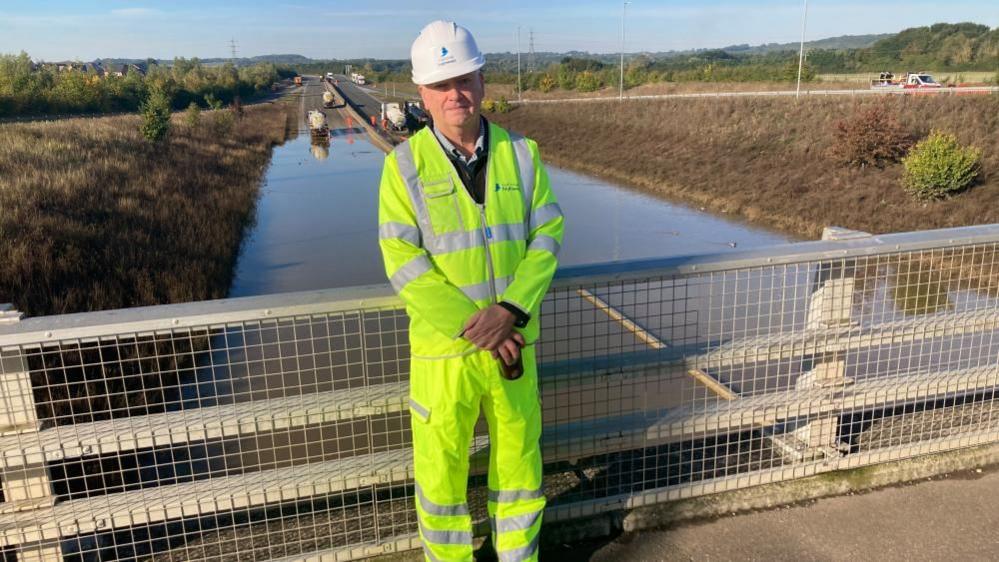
[{"left": 1, "top": 224, "right": 998, "bottom": 560}]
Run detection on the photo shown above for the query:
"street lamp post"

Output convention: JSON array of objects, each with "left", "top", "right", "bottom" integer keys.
[
  {"left": 620, "top": 1, "right": 630, "bottom": 99},
  {"left": 795, "top": 0, "right": 809, "bottom": 99},
  {"left": 517, "top": 26, "right": 522, "bottom": 102}
]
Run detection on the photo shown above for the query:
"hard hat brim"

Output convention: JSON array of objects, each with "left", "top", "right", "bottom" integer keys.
[{"left": 411, "top": 57, "right": 485, "bottom": 86}]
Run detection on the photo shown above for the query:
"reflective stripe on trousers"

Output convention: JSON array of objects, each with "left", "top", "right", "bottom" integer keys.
[{"left": 409, "top": 346, "right": 545, "bottom": 562}]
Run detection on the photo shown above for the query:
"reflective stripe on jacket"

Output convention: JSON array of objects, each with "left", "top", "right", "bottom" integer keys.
[{"left": 378, "top": 123, "right": 564, "bottom": 358}]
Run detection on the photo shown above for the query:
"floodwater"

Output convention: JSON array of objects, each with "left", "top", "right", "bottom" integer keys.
[
  {"left": 229, "top": 128, "right": 790, "bottom": 296},
  {"left": 71, "top": 111, "right": 997, "bottom": 560}
]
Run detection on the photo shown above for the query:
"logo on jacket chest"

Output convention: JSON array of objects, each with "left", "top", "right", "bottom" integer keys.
[{"left": 494, "top": 182, "right": 520, "bottom": 192}]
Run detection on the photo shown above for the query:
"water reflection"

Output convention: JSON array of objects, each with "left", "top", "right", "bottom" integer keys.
[
  {"left": 230, "top": 147, "right": 789, "bottom": 297},
  {"left": 889, "top": 264, "right": 953, "bottom": 315},
  {"left": 310, "top": 141, "right": 329, "bottom": 161}
]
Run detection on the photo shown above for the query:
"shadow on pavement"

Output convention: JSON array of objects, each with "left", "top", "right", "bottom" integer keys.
[{"left": 472, "top": 531, "right": 624, "bottom": 561}]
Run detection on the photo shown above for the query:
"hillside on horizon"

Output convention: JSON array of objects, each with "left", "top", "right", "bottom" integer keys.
[{"left": 31, "top": 22, "right": 997, "bottom": 75}]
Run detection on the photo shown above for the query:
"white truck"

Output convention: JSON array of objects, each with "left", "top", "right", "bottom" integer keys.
[
  {"left": 382, "top": 103, "right": 407, "bottom": 130},
  {"left": 350, "top": 72, "right": 366, "bottom": 85},
  {"left": 307, "top": 110, "right": 329, "bottom": 140},
  {"left": 382, "top": 101, "right": 429, "bottom": 133},
  {"left": 870, "top": 71, "right": 942, "bottom": 90}
]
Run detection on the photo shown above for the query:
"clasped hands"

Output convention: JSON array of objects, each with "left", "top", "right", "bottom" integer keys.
[{"left": 462, "top": 304, "right": 525, "bottom": 366}]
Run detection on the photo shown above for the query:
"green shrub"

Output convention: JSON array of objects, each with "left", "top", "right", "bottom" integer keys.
[
  {"left": 482, "top": 98, "right": 510, "bottom": 114},
  {"left": 832, "top": 99, "right": 914, "bottom": 167},
  {"left": 204, "top": 93, "right": 224, "bottom": 110},
  {"left": 538, "top": 74, "right": 556, "bottom": 93},
  {"left": 184, "top": 102, "right": 201, "bottom": 128},
  {"left": 902, "top": 131, "right": 981, "bottom": 200},
  {"left": 557, "top": 67, "right": 575, "bottom": 90},
  {"left": 213, "top": 108, "right": 235, "bottom": 135},
  {"left": 575, "top": 71, "right": 601, "bottom": 92},
  {"left": 139, "top": 88, "right": 171, "bottom": 142}
]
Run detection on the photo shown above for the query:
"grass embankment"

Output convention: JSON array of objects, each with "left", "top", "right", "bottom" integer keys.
[
  {"left": 0, "top": 103, "right": 295, "bottom": 317},
  {"left": 491, "top": 95, "right": 999, "bottom": 238}
]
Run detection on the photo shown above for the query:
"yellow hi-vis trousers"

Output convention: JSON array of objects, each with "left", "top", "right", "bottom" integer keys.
[{"left": 408, "top": 345, "right": 544, "bottom": 562}]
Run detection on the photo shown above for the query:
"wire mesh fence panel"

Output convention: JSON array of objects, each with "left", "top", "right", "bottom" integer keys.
[{"left": 0, "top": 226, "right": 997, "bottom": 560}]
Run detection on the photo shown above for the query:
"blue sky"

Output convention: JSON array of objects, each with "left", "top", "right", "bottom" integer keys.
[{"left": 1, "top": 1, "right": 996, "bottom": 61}]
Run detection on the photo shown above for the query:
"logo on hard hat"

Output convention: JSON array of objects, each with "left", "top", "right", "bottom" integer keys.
[{"left": 437, "top": 45, "right": 456, "bottom": 67}]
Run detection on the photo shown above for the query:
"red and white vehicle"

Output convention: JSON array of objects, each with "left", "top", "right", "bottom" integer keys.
[{"left": 870, "top": 71, "right": 942, "bottom": 90}]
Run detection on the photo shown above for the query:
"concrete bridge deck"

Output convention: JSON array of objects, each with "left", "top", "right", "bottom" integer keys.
[
  {"left": 365, "top": 439, "right": 999, "bottom": 561},
  {"left": 553, "top": 462, "right": 999, "bottom": 561}
]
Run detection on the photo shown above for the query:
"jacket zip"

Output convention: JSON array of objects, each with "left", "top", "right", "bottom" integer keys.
[
  {"left": 481, "top": 135, "right": 499, "bottom": 304},
  {"left": 479, "top": 204, "right": 498, "bottom": 303},
  {"left": 431, "top": 122, "right": 499, "bottom": 304}
]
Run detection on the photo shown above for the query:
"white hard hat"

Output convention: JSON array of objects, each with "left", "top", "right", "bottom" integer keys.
[{"left": 410, "top": 20, "right": 485, "bottom": 85}]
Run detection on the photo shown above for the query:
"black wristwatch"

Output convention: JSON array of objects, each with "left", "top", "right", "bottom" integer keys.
[{"left": 498, "top": 301, "right": 530, "bottom": 328}]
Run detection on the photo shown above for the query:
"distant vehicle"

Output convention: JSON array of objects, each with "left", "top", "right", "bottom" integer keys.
[
  {"left": 307, "top": 110, "right": 328, "bottom": 140},
  {"left": 350, "top": 72, "right": 366, "bottom": 85},
  {"left": 294, "top": 76, "right": 303, "bottom": 86},
  {"left": 870, "top": 71, "right": 941, "bottom": 90},
  {"left": 405, "top": 101, "right": 429, "bottom": 132},
  {"left": 325, "top": 72, "right": 334, "bottom": 81},
  {"left": 383, "top": 103, "right": 407, "bottom": 130}
]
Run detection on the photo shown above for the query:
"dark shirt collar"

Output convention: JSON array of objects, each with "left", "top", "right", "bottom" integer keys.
[{"left": 432, "top": 116, "right": 487, "bottom": 167}]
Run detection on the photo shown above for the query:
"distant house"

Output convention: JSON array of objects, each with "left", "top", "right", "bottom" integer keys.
[
  {"left": 45, "top": 61, "right": 97, "bottom": 73},
  {"left": 109, "top": 63, "right": 147, "bottom": 78},
  {"left": 33, "top": 60, "right": 148, "bottom": 78}
]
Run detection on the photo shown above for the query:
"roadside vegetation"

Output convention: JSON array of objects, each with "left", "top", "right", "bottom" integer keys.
[
  {"left": 342, "top": 22, "right": 997, "bottom": 95},
  {"left": 490, "top": 94, "right": 998, "bottom": 238},
  {"left": 0, "top": 52, "right": 295, "bottom": 116},
  {"left": 0, "top": 102, "right": 296, "bottom": 317}
]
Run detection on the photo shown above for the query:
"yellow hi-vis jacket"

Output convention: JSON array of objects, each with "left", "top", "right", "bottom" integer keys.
[{"left": 378, "top": 123, "right": 564, "bottom": 359}]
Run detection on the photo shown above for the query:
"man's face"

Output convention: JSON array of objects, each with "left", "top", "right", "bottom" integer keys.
[{"left": 418, "top": 71, "right": 485, "bottom": 130}]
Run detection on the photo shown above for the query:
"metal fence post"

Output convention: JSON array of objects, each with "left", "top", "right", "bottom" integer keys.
[
  {"left": 773, "top": 229, "right": 869, "bottom": 460},
  {"left": 0, "top": 306, "right": 60, "bottom": 560}
]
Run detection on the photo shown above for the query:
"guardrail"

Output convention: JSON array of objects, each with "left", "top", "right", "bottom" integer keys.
[
  {"left": 1, "top": 224, "right": 998, "bottom": 560},
  {"left": 511, "top": 86, "right": 999, "bottom": 105},
  {"left": 321, "top": 78, "right": 396, "bottom": 153}
]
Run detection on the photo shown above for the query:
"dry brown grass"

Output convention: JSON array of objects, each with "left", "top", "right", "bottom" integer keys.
[
  {"left": 491, "top": 94, "right": 999, "bottom": 239},
  {"left": 0, "top": 103, "right": 295, "bottom": 317}
]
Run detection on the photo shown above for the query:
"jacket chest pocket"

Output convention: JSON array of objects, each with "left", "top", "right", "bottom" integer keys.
[{"left": 420, "top": 176, "right": 465, "bottom": 235}]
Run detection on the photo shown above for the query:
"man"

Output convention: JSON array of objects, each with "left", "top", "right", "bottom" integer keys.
[{"left": 377, "top": 20, "right": 564, "bottom": 562}]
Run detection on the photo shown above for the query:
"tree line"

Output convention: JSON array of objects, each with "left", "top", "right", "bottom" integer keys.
[
  {"left": 290, "top": 22, "right": 997, "bottom": 94},
  {"left": 0, "top": 52, "right": 296, "bottom": 117}
]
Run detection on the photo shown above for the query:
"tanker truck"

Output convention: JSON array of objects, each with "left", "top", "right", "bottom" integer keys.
[
  {"left": 307, "top": 110, "right": 329, "bottom": 140},
  {"left": 382, "top": 103, "right": 407, "bottom": 131}
]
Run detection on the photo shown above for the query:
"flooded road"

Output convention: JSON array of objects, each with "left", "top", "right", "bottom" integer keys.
[{"left": 230, "top": 118, "right": 790, "bottom": 296}]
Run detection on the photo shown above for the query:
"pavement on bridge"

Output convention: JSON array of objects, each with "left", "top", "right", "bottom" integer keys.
[{"left": 543, "top": 463, "right": 999, "bottom": 561}]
